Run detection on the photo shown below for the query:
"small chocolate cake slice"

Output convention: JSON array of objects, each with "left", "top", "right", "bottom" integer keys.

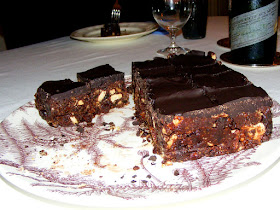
[
  {"left": 77, "top": 64, "right": 129, "bottom": 113},
  {"left": 35, "top": 79, "right": 92, "bottom": 127},
  {"left": 132, "top": 51, "right": 273, "bottom": 163},
  {"left": 35, "top": 64, "right": 128, "bottom": 127},
  {"left": 101, "top": 23, "right": 121, "bottom": 37}
]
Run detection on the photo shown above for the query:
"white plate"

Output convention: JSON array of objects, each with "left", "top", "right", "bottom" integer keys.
[
  {"left": 1, "top": 77, "right": 280, "bottom": 208},
  {"left": 70, "top": 22, "right": 158, "bottom": 43}
]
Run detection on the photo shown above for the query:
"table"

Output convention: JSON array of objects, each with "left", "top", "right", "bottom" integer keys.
[{"left": 0, "top": 16, "right": 279, "bottom": 210}]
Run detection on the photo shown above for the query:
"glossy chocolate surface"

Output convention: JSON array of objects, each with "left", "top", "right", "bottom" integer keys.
[
  {"left": 135, "top": 51, "right": 271, "bottom": 115},
  {"left": 77, "top": 64, "right": 124, "bottom": 89}
]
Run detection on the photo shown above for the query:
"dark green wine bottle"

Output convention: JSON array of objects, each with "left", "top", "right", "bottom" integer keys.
[{"left": 229, "top": 0, "right": 278, "bottom": 65}]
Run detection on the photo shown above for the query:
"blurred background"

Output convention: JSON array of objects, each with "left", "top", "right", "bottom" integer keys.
[{"left": 0, "top": 0, "right": 228, "bottom": 51}]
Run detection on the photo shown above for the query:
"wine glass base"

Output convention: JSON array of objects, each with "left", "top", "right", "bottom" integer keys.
[{"left": 157, "top": 46, "right": 190, "bottom": 57}]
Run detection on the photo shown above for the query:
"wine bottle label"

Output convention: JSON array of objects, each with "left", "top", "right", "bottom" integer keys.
[{"left": 231, "top": 0, "right": 278, "bottom": 50}]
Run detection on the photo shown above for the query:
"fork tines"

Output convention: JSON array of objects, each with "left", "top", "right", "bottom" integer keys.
[{"left": 111, "top": 9, "right": 121, "bottom": 22}]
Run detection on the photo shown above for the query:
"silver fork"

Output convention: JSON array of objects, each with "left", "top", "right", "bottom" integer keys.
[{"left": 111, "top": 0, "right": 121, "bottom": 23}]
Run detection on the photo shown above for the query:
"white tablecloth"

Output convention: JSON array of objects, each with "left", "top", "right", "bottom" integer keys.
[{"left": 0, "top": 16, "right": 279, "bottom": 210}]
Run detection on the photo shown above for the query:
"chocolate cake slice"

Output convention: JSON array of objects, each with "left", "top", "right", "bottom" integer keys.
[
  {"left": 132, "top": 51, "right": 217, "bottom": 123},
  {"left": 77, "top": 64, "right": 129, "bottom": 111},
  {"left": 132, "top": 51, "right": 273, "bottom": 163},
  {"left": 101, "top": 23, "right": 121, "bottom": 37},
  {"left": 35, "top": 64, "right": 128, "bottom": 127},
  {"left": 35, "top": 79, "right": 92, "bottom": 127}
]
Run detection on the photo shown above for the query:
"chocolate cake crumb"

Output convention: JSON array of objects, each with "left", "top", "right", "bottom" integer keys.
[
  {"left": 85, "top": 122, "right": 95, "bottom": 127},
  {"left": 132, "top": 120, "right": 140, "bottom": 126},
  {"left": 136, "top": 129, "right": 141, "bottom": 137},
  {"left": 109, "top": 122, "right": 115, "bottom": 130},
  {"left": 174, "top": 170, "right": 180, "bottom": 176},
  {"left": 131, "top": 116, "right": 137, "bottom": 120},
  {"left": 127, "top": 84, "right": 133, "bottom": 94},
  {"left": 148, "top": 155, "right": 157, "bottom": 161},
  {"left": 133, "top": 166, "right": 140, "bottom": 170},
  {"left": 102, "top": 121, "right": 116, "bottom": 131},
  {"left": 76, "top": 125, "right": 84, "bottom": 133},
  {"left": 143, "top": 153, "right": 149, "bottom": 159},
  {"left": 39, "top": 150, "right": 48, "bottom": 156}
]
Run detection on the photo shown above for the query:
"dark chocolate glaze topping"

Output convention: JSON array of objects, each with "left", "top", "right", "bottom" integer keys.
[
  {"left": 193, "top": 70, "right": 250, "bottom": 89},
  {"left": 207, "top": 84, "right": 269, "bottom": 105},
  {"left": 37, "top": 64, "right": 125, "bottom": 102},
  {"left": 133, "top": 50, "right": 217, "bottom": 80},
  {"left": 154, "top": 88, "right": 215, "bottom": 115},
  {"left": 36, "top": 79, "right": 90, "bottom": 101},
  {"left": 77, "top": 64, "right": 124, "bottom": 89},
  {"left": 185, "top": 63, "right": 231, "bottom": 77},
  {"left": 132, "top": 58, "right": 176, "bottom": 79},
  {"left": 135, "top": 50, "right": 272, "bottom": 115},
  {"left": 38, "top": 79, "right": 85, "bottom": 96},
  {"left": 169, "top": 50, "right": 216, "bottom": 68},
  {"left": 147, "top": 77, "right": 193, "bottom": 99},
  {"left": 77, "top": 64, "right": 120, "bottom": 81}
]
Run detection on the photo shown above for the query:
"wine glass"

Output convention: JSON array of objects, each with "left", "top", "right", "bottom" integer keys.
[{"left": 152, "top": 0, "right": 192, "bottom": 56}]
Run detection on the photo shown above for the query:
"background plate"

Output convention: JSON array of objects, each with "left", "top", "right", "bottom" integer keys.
[{"left": 70, "top": 22, "right": 158, "bottom": 43}]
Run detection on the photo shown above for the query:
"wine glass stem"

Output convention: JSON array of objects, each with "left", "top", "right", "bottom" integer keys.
[{"left": 169, "top": 29, "right": 178, "bottom": 49}]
